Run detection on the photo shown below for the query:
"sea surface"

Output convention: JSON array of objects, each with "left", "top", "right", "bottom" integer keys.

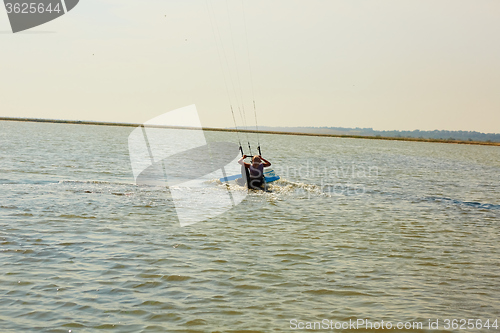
[{"left": 1, "top": 121, "right": 499, "bottom": 332}]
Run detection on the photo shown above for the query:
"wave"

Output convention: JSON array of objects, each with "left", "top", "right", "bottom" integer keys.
[
  {"left": 0, "top": 179, "right": 59, "bottom": 185},
  {"left": 58, "top": 180, "right": 135, "bottom": 186},
  {"left": 212, "top": 177, "right": 330, "bottom": 198},
  {"left": 269, "top": 179, "right": 327, "bottom": 196},
  {"left": 0, "top": 179, "right": 136, "bottom": 186},
  {"left": 426, "top": 197, "right": 500, "bottom": 210}
]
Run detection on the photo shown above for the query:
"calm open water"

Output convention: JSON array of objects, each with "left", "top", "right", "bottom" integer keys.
[{"left": 1, "top": 121, "right": 499, "bottom": 332}]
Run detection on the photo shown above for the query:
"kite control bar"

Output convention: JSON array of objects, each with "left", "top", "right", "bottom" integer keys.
[
  {"left": 240, "top": 146, "right": 262, "bottom": 157},
  {"left": 241, "top": 154, "right": 264, "bottom": 158}
]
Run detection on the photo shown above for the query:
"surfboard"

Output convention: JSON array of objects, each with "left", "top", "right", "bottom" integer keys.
[{"left": 219, "top": 169, "right": 280, "bottom": 183}]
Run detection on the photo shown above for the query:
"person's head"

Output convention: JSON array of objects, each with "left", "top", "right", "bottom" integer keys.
[{"left": 252, "top": 155, "right": 262, "bottom": 166}]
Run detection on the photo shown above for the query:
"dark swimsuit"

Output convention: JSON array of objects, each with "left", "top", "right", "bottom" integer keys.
[{"left": 248, "top": 164, "right": 265, "bottom": 189}]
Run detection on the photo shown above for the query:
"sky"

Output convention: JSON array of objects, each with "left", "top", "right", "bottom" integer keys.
[{"left": 1, "top": 0, "right": 499, "bottom": 133}]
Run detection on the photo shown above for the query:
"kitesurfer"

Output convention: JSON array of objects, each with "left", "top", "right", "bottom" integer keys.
[{"left": 238, "top": 155, "right": 271, "bottom": 190}]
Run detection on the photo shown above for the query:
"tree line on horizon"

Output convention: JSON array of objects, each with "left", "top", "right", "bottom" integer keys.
[{"left": 252, "top": 126, "right": 500, "bottom": 143}]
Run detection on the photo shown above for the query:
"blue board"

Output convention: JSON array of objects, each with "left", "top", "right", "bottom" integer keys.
[
  {"left": 219, "top": 169, "right": 280, "bottom": 183},
  {"left": 263, "top": 169, "right": 280, "bottom": 182}
]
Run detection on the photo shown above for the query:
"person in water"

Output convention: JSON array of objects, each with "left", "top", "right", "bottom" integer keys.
[{"left": 238, "top": 155, "right": 271, "bottom": 190}]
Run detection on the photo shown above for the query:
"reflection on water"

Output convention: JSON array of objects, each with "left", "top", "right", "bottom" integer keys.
[{"left": 0, "top": 121, "right": 499, "bottom": 332}]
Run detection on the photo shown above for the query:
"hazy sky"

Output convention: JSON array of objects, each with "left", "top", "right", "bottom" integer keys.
[{"left": 1, "top": 0, "right": 499, "bottom": 133}]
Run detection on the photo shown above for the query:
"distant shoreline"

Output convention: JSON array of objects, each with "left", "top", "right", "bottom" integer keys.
[{"left": 1, "top": 116, "right": 499, "bottom": 147}]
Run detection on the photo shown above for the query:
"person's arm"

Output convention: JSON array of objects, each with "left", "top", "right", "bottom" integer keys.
[
  {"left": 238, "top": 155, "right": 250, "bottom": 168},
  {"left": 260, "top": 156, "right": 271, "bottom": 167}
]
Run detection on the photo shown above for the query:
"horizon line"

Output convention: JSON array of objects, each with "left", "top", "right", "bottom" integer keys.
[{"left": 0, "top": 116, "right": 499, "bottom": 147}]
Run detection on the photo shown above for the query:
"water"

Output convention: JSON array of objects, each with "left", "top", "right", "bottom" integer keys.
[{"left": 1, "top": 121, "right": 499, "bottom": 332}]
